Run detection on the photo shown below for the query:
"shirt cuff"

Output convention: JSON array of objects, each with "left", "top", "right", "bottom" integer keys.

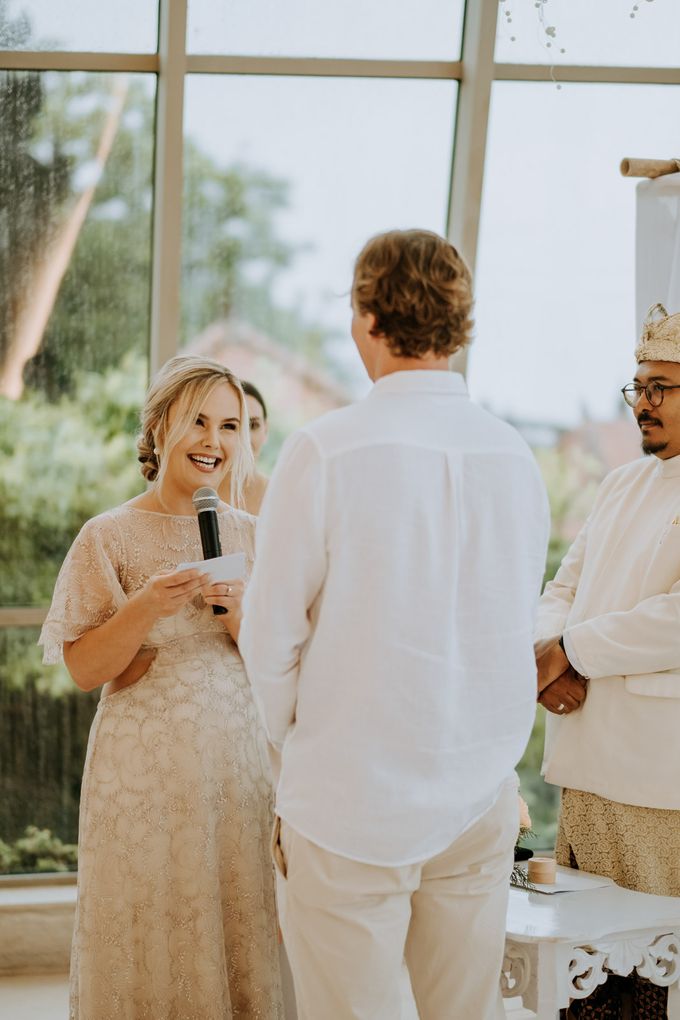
[{"left": 562, "top": 631, "right": 590, "bottom": 680}]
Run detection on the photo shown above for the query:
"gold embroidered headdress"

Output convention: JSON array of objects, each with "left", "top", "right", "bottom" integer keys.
[{"left": 635, "top": 303, "right": 680, "bottom": 363}]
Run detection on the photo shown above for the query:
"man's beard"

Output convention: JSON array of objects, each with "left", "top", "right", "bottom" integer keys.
[
  {"left": 638, "top": 413, "right": 666, "bottom": 456},
  {"left": 641, "top": 436, "right": 667, "bottom": 455}
]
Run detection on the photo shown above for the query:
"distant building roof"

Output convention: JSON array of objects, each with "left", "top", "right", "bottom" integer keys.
[{"left": 188, "top": 318, "right": 351, "bottom": 417}]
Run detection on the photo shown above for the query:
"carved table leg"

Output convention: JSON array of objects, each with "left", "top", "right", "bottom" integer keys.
[
  {"left": 500, "top": 943, "right": 531, "bottom": 1001},
  {"left": 501, "top": 941, "right": 538, "bottom": 1013},
  {"left": 535, "top": 942, "right": 577, "bottom": 1019}
]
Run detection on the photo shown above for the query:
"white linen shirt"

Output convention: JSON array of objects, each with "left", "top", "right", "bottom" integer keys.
[
  {"left": 537, "top": 453, "right": 680, "bottom": 810},
  {"left": 240, "top": 370, "right": 550, "bottom": 865}
]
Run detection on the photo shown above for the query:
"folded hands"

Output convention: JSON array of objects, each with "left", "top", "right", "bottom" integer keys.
[{"left": 536, "top": 639, "right": 587, "bottom": 716}]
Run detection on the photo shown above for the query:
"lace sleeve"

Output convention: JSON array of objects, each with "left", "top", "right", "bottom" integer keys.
[{"left": 38, "top": 513, "right": 128, "bottom": 664}]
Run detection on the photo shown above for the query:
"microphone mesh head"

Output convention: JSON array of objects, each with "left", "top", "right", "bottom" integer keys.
[{"left": 192, "top": 487, "right": 220, "bottom": 513}]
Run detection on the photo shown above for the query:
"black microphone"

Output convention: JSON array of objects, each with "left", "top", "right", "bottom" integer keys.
[{"left": 192, "top": 486, "right": 227, "bottom": 615}]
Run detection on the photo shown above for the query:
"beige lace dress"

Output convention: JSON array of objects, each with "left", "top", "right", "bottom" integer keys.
[{"left": 40, "top": 505, "right": 284, "bottom": 1020}]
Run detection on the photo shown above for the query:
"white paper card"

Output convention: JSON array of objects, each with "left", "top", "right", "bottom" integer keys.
[
  {"left": 177, "top": 552, "right": 246, "bottom": 582},
  {"left": 513, "top": 862, "right": 615, "bottom": 895}
]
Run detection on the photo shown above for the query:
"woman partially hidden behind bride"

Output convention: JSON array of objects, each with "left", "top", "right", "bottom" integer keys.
[{"left": 39, "top": 356, "right": 284, "bottom": 1019}]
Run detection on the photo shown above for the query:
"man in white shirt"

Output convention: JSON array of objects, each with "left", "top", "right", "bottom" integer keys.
[
  {"left": 240, "top": 229, "right": 550, "bottom": 1020},
  {"left": 537, "top": 304, "right": 680, "bottom": 1019}
]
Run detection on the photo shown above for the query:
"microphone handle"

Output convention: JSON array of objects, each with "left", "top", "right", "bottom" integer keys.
[{"left": 197, "top": 509, "right": 228, "bottom": 616}]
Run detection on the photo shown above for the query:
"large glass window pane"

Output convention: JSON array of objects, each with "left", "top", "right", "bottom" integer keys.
[
  {"left": 473, "top": 81, "right": 680, "bottom": 845},
  {"left": 473, "top": 82, "right": 678, "bottom": 427},
  {"left": 0, "top": 0, "right": 158, "bottom": 53},
  {"left": 182, "top": 74, "right": 456, "bottom": 460},
  {"left": 0, "top": 70, "right": 154, "bottom": 871},
  {"left": 1, "top": 70, "right": 154, "bottom": 605},
  {"left": 495, "top": 0, "right": 680, "bottom": 67},
  {"left": 188, "top": 0, "right": 465, "bottom": 60}
]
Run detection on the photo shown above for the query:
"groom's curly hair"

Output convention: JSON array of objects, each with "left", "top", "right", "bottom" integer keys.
[{"left": 352, "top": 229, "right": 473, "bottom": 358}]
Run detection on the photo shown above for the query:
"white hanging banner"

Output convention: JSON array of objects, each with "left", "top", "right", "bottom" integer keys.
[{"left": 636, "top": 174, "right": 680, "bottom": 332}]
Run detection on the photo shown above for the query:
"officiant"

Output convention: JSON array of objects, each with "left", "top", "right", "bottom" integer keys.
[{"left": 536, "top": 305, "right": 680, "bottom": 1018}]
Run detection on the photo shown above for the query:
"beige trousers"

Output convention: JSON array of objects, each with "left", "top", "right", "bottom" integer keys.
[{"left": 273, "top": 778, "right": 518, "bottom": 1020}]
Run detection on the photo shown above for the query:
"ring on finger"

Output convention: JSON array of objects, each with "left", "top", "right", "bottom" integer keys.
[
  {"left": 226, "top": 586, "right": 232, "bottom": 595},
  {"left": 557, "top": 702, "right": 566, "bottom": 712}
]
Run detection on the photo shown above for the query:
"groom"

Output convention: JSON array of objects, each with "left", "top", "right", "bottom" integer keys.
[{"left": 240, "top": 229, "right": 549, "bottom": 1020}]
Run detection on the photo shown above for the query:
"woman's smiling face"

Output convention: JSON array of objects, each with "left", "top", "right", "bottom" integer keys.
[{"left": 161, "top": 381, "right": 242, "bottom": 500}]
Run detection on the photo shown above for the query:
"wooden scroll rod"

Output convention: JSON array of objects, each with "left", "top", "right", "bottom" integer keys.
[{"left": 620, "top": 158, "right": 680, "bottom": 178}]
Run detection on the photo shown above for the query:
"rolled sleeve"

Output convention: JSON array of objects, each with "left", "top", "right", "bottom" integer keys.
[{"left": 565, "top": 583, "right": 680, "bottom": 680}]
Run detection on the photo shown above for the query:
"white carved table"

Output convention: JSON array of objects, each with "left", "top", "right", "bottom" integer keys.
[{"left": 502, "top": 866, "right": 680, "bottom": 1018}]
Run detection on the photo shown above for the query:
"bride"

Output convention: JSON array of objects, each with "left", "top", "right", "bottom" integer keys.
[{"left": 40, "top": 355, "right": 284, "bottom": 1020}]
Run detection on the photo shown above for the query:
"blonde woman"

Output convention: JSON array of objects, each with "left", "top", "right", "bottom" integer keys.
[{"left": 40, "top": 356, "right": 283, "bottom": 1020}]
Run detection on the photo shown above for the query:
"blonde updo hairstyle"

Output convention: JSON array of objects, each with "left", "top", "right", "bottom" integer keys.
[
  {"left": 137, "top": 355, "right": 254, "bottom": 509},
  {"left": 352, "top": 229, "right": 473, "bottom": 358}
]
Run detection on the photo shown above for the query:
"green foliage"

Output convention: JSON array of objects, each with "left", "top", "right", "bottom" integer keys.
[
  {"left": 182, "top": 151, "right": 292, "bottom": 330},
  {"left": 1, "top": 50, "right": 331, "bottom": 398},
  {"left": 181, "top": 149, "right": 338, "bottom": 374},
  {"left": 0, "top": 352, "right": 145, "bottom": 607},
  {"left": 0, "top": 826, "right": 78, "bottom": 874},
  {"left": 0, "top": 1, "right": 151, "bottom": 390},
  {"left": 511, "top": 827, "right": 537, "bottom": 889},
  {"left": 21, "top": 75, "right": 154, "bottom": 397},
  {"left": 0, "top": 62, "right": 71, "bottom": 376},
  {"left": 0, "top": 628, "right": 72, "bottom": 696}
]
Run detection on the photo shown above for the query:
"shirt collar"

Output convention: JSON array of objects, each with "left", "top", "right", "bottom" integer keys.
[
  {"left": 656, "top": 453, "right": 680, "bottom": 478},
  {"left": 370, "top": 370, "right": 468, "bottom": 397}
]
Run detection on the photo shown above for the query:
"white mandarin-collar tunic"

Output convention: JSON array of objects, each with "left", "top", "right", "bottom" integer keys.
[
  {"left": 240, "top": 370, "right": 550, "bottom": 866},
  {"left": 538, "top": 453, "right": 680, "bottom": 810}
]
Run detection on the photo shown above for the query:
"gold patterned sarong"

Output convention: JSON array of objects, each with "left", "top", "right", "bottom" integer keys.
[
  {"left": 556, "top": 789, "right": 680, "bottom": 1020},
  {"left": 556, "top": 788, "right": 680, "bottom": 896}
]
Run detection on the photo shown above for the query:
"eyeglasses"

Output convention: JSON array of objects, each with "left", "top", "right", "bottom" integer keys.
[{"left": 621, "top": 381, "right": 680, "bottom": 408}]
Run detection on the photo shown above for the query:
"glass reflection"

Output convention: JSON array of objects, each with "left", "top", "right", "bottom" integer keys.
[
  {"left": 0, "top": 0, "right": 158, "bottom": 54},
  {"left": 0, "top": 70, "right": 153, "bottom": 597}
]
